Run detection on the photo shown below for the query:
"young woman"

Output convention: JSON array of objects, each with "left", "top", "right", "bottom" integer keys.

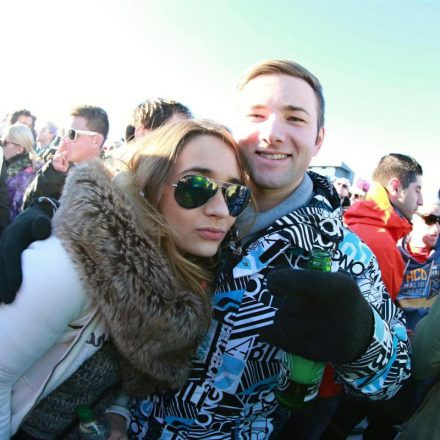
[
  {"left": 0, "top": 119, "right": 250, "bottom": 439},
  {"left": 1, "top": 123, "right": 37, "bottom": 219}
]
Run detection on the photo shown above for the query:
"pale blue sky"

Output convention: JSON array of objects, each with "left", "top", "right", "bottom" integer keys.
[{"left": 1, "top": 0, "right": 439, "bottom": 198}]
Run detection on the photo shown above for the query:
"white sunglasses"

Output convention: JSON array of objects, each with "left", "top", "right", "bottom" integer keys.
[{"left": 63, "top": 128, "right": 99, "bottom": 141}]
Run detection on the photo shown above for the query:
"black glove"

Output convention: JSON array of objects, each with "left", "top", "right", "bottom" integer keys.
[
  {"left": 260, "top": 269, "right": 374, "bottom": 364},
  {"left": 0, "top": 197, "right": 57, "bottom": 304}
]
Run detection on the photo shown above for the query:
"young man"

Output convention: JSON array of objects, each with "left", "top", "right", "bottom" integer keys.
[
  {"left": 397, "top": 202, "right": 440, "bottom": 331},
  {"left": 344, "top": 153, "right": 423, "bottom": 300},
  {"left": 22, "top": 105, "right": 109, "bottom": 208},
  {"left": 8, "top": 109, "right": 34, "bottom": 129},
  {"left": 125, "top": 60, "right": 411, "bottom": 439}
]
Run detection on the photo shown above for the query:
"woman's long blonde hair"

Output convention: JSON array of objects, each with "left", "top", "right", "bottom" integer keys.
[{"left": 113, "top": 119, "right": 247, "bottom": 297}]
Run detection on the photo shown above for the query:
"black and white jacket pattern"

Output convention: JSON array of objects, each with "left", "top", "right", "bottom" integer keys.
[{"left": 129, "top": 172, "right": 411, "bottom": 439}]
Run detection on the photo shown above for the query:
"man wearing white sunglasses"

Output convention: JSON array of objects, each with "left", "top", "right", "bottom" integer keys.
[{"left": 22, "top": 105, "right": 109, "bottom": 208}]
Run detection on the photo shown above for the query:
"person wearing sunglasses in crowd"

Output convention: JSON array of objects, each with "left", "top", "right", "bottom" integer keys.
[
  {"left": 22, "top": 105, "right": 109, "bottom": 210},
  {"left": 0, "top": 119, "right": 251, "bottom": 439},
  {"left": 0, "top": 124, "right": 38, "bottom": 220},
  {"left": 121, "top": 60, "right": 411, "bottom": 439},
  {"left": 396, "top": 201, "right": 440, "bottom": 332}
]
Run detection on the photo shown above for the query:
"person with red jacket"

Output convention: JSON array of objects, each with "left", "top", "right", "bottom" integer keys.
[{"left": 344, "top": 153, "right": 423, "bottom": 301}]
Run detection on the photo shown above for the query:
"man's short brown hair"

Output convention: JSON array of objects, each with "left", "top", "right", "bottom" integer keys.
[
  {"left": 237, "top": 59, "right": 325, "bottom": 130},
  {"left": 125, "top": 98, "right": 192, "bottom": 142},
  {"left": 372, "top": 153, "right": 423, "bottom": 189}
]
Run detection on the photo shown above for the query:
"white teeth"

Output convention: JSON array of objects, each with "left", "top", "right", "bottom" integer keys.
[{"left": 258, "top": 153, "right": 289, "bottom": 160}]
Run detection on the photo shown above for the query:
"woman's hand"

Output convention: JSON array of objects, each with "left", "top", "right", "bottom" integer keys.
[{"left": 105, "top": 413, "right": 128, "bottom": 440}]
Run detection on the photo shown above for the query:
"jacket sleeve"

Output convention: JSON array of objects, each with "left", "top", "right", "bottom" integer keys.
[
  {"left": 9, "top": 172, "right": 35, "bottom": 219},
  {"left": 22, "top": 160, "right": 66, "bottom": 209},
  {"left": 411, "top": 296, "right": 440, "bottom": 380},
  {"left": 0, "top": 235, "right": 86, "bottom": 439},
  {"left": 334, "top": 255, "right": 411, "bottom": 400}
]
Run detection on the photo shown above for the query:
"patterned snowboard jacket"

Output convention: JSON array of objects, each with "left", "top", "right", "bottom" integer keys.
[{"left": 129, "top": 172, "right": 411, "bottom": 439}]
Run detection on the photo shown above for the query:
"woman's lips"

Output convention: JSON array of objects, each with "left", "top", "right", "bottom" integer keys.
[{"left": 197, "top": 228, "right": 226, "bottom": 241}]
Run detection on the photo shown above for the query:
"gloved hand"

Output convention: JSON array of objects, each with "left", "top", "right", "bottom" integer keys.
[
  {"left": 0, "top": 197, "right": 57, "bottom": 304},
  {"left": 260, "top": 269, "right": 374, "bottom": 364}
]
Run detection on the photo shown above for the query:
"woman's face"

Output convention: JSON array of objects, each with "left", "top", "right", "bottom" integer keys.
[
  {"left": 159, "top": 134, "right": 243, "bottom": 257},
  {"left": 2, "top": 138, "right": 24, "bottom": 160}
]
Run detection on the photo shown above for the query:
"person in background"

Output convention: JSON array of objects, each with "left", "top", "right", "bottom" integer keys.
[
  {"left": 350, "top": 179, "right": 370, "bottom": 204},
  {"left": 333, "top": 176, "right": 351, "bottom": 211},
  {"left": 344, "top": 153, "right": 423, "bottom": 301},
  {"left": 350, "top": 187, "right": 366, "bottom": 204},
  {"left": 0, "top": 119, "right": 251, "bottom": 439},
  {"left": 1, "top": 124, "right": 37, "bottom": 219},
  {"left": 22, "top": 105, "right": 109, "bottom": 209},
  {"left": 397, "top": 202, "right": 440, "bottom": 332},
  {"left": 125, "top": 98, "right": 192, "bottom": 143},
  {"left": 35, "top": 121, "right": 58, "bottom": 158},
  {"left": 8, "top": 109, "right": 34, "bottom": 129}
]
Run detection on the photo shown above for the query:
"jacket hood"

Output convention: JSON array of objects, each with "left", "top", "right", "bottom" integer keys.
[
  {"left": 344, "top": 182, "right": 412, "bottom": 242},
  {"left": 53, "top": 159, "right": 211, "bottom": 396}
]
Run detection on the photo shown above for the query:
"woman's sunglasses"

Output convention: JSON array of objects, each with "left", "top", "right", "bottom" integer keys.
[
  {"left": 421, "top": 214, "right": 440, "bottom": 226},
  {"left": 172, "top": 175, "right": 251, "bottom": 217},
  {"left": 62, "top": 128, "right": 99, "bottom": 141}
]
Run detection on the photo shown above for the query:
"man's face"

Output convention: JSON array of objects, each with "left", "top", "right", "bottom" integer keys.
[
  {"left": 235, "top": 74, "right": 324, "bottom": 208},
  {"left": 394, "top": 175, "right": 423, "bottom": 221},
  {"left": 17, "top": 115, "right": 33, "bottom": 128},
  {"left": 61, "top": 116, "right": 101, "bottom": 164},
  {"left": 334, "top": 178, "right": 351, "bottom": 199},
  {"left": 412, "top": 206, "right": 440, "bottom": 249},
  {"left": 37, "top": 127, "right": 55, "bottom": 147}
]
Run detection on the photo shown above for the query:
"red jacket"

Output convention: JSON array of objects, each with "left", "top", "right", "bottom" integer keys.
[{"left": 344, "top": 182, "right": 412, "bottom": 301}]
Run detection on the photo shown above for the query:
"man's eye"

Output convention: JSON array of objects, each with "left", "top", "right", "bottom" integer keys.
[
  {"left": 287, "top": 116, "right": 305, "bottom": 123},
  {"left": 248, "top": 113, "right": 264, "bottom": 119}
]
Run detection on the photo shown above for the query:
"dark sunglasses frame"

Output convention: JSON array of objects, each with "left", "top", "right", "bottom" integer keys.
[
  {"left": 421, "top": 214, "right": 440, "bottom": 226},
  {"left": 172, "top": 175, "right": 250, "bottom": 217}
]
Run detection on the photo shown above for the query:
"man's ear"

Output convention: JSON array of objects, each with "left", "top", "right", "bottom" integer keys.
[
  {"left": 386, "top": 177, "right": 402, "bottom": 199},
  {"left": 134, "top": 125, "right": 149, "bottom": 139},
  {"left": 94, "top": 134, "right": 105, "bottom": 150}
]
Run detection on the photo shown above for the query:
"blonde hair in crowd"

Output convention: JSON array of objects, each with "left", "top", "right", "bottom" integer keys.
[
  {"left": 113, "top": 119, "right": 247, "bottom": 297},
  {"left": 2, "top": 123, "right": 34, "bottom": 154}
]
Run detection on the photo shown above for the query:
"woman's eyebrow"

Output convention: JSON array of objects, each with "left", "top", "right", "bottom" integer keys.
[{"left": 179, "top": 166, "right": 211, "bottom": 175}]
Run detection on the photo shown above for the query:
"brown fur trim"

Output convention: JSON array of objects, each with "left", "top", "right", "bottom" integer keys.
[{"left": 53, "top": 160, "right": 210, "bottom": 395}]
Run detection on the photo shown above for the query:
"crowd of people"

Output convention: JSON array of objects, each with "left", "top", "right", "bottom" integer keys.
[{"left": 0, "top": 59, "right": 438, "bottom": 440}]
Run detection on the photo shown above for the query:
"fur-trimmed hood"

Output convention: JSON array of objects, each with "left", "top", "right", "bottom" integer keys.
[{"left": 53, "top": 159, "right": 211, "bottom": 396}]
